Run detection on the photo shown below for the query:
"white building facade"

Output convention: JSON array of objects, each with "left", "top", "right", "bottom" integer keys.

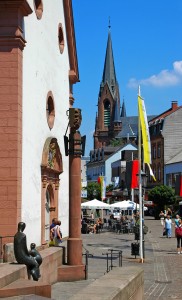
[{"left": 0, "top": 0, "right": 79, "bottom": 248}]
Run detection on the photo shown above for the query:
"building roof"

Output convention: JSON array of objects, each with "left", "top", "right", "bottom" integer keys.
[
  {"left": 101, "top": 29, "right": 117, "bottom": 90},
  {"left": 88, "top": 143, "right": 138, "bottom": 166},
  {"left": 165, "top": 148, "right": 182, "bottom": 165},
  {"left": 116, "top": 115, "right": 156, "bottom": 139},
  {"left": 63, "top": 0, "right": 79, "bottom": 83},
  {"left": 149, "top": 101, "right": 182, "bottom": 125}
]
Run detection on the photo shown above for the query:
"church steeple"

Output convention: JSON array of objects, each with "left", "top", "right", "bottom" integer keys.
[
  {"left": 100, "top": 22, "right": 117, "bottom": 96},
  {"left": 121, "top": 98, "right": 126, "bottom": 117},
  {"left": 94, "top": 22, "right": 122, "bottom": 149}
]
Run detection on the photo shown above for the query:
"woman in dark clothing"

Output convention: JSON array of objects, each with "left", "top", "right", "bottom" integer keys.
[{"left": 175, "top": 218, "right": 182, "bottom": 254}]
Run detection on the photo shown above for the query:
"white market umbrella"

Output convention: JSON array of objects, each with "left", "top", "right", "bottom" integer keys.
[
  {"left": 134, "top": 203, "right": 148, "bottom": 211},
  {"left": 110, "top": 200, "right": 135, "bottom": 210},
  {"left": 81, "top": 198, "right": 110, "bottom": 210}
]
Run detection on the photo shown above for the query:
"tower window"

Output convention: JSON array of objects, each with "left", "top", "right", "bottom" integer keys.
[{"left": 104, "top": 100, "right": 110, "bottom": 126}]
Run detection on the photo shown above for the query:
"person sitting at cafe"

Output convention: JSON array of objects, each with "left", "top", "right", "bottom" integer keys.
[
  {"left": 81, "top": 218, "right": 89, "bottom": 234},
  {"left": 93, "top": 218, "right": 103, "bottom": 233}
]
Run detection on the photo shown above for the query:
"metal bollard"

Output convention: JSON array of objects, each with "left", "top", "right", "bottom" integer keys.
[
  {"left": 82, "top": 250, "right": 93, "bottom": 280},
  {"left": 118, "top": 251, "right": 122, "bottom": 267},
  {"left": 131, "top": 242, "right": 139, "bottom": 258},
  {"left": 102, "top": 252, "right": 110, "bottom": 273}
]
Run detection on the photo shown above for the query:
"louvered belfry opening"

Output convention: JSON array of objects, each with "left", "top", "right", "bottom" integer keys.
[{"left": 104, "top": 100, "right": 110, "bottom": 126}]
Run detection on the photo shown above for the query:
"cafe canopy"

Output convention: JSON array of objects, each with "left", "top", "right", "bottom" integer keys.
[{"left": 81, "top": 199, "right": 110, "bottom": 210}]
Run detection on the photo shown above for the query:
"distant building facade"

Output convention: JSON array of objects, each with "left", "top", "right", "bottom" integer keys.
[
  {"left": 87, "top": 143, "right": 138, "bottom": 187},
  {"left": 148, "top": 101, "right": 182, "bottom": 190}
]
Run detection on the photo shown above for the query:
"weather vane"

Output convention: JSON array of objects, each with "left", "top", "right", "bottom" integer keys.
[{"left": 108, "top": 16, "right": 111, "bottom": 29}]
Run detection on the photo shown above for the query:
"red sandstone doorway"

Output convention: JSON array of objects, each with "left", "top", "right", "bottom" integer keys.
[
  {"left": 41, "top": 137, "right": 63, "bottom": 245},
  {"left": 45, "top": 185, "right": 54, "bottom": 242}
]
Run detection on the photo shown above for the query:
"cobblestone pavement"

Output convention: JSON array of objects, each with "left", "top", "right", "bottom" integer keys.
[
  {"left": 1, "top": 217, "right": 182, "bottom": 300},
  {"left": 52, "top": 216, "right": 182, "bottom": 300}
]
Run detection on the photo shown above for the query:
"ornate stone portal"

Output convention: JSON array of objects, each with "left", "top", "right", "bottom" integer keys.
[{"left": 41, "top": 138, "right": 63, "bottom": 244}]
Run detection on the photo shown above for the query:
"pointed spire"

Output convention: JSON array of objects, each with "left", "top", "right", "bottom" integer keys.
[
  {"left": 108, "top": 16, "right": 111, "bottom": 30},
  {"left": 121, "top": 98, "right": 126, "bottom": 117},
  {"left": 101, "top": 21, "right": 117, "bottom": 93},
  {"left": 114, "top": 97, "right": 121, "bottom": 123}
]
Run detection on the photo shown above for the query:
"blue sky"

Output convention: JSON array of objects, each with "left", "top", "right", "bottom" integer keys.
[{"left": 72, "top": 0, "right": 182, "bottom": 155}]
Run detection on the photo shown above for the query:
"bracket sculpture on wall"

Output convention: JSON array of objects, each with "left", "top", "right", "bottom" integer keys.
[
  {"left": 14, "top": 222, "right": 42, "bottom": 281},
  {"left": 64, "top": 108, "right": 86, "bottom": 156}
]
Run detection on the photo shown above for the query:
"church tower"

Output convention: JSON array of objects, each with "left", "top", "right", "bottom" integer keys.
[{"left": 94, "top": 24, "right": 122, "bottom": 149}]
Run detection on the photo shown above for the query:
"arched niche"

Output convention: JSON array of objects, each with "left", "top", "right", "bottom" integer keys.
[{"left": 41, "top": 137, "right": 63, "bottom": 244}]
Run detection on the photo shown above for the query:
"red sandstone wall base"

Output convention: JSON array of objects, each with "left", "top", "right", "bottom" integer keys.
[{"left": 57, "top": 264, "right": 85, "bottom": 282}]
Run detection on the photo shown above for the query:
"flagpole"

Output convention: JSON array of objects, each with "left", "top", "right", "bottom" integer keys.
[
  {"left": 138, "top": 85, "right": 143, "bottom": 263},
  {"left": 131, "top": 152, "right": 134, "bottom": 218}
]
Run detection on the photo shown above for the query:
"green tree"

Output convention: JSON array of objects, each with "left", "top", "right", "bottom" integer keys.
[
  {"left": 86, "top": 182, "right": 101, "bottom": 200},
  {"left": 110, "top": 138, "right": 123, "bottom": 147},
  {"left": 106, "top": 184, "right": 113, "bottom": 192},
  {"left": 148, "top": 185, "right": 176, "bottom": 218}
]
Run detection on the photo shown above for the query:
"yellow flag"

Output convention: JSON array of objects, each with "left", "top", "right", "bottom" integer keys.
[
  {"left": 147, "top": 163, "right": 156, "bottom": 181},
  {"left": 99, "top": 176, "right": 106, "bottom": 200},
  {"left": 138, "top": 95, "right": 151, "bottom": 164}
]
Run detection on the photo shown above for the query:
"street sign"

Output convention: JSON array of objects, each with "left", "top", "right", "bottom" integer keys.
[
  {"left": 81, "top": 190, "right": 87, "bottom": 198},
  {"left": 144, "top": 200, "right": 153, "bottom": 205}
]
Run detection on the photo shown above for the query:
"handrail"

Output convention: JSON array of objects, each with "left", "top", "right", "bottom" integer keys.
[{"left": 102, "top": 249, "right": 122, "bottom": 273}]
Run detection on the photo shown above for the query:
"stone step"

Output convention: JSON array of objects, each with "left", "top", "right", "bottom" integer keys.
[{"left": 0, "top": 278, "right": 51, "bottom": 298}]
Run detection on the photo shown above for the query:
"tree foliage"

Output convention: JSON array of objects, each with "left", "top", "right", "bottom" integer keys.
[
  {"left": 110, "top": 138, "right": 123, "bottom": 147},
  {"left": 148, "top": 185, "right": 176, "bottom": 208},
  {"left": 86, "top": 182, "right": 101, "bottom": 200}
]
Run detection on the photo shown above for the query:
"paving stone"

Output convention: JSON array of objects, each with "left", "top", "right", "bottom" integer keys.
[{"left": 1, "top": 217, "right": 181, "bottom": 300}]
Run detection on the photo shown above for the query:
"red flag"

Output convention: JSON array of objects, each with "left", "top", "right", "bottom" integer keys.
[
  {"left": 180, "top": 176, "right": 182, "bottom": 197},
  {"left": 131, "top": 160, "right": 139, "bottom": 189}
]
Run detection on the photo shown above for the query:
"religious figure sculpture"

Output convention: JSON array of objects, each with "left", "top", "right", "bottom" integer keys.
[
  {"left": 14, "top": 222, "right": 41, "bottom": 281},
  {"left": 29, "top": 243, "right": 42, "bottom": 267},
  {"left": 72, "top": 108, "right": 82, "bottom": 130}
]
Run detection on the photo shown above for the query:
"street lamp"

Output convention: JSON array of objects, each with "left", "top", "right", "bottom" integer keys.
[{"left": 136, "top": 171, "right": 148, "bottom": 260}]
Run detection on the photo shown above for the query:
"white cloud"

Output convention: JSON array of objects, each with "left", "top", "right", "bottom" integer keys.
[{"left": 128, "top": 60, "right": 182, "bottom": 88}]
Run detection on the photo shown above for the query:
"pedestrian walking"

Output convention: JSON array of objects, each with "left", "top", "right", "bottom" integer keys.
[
  {"left": 51, "top": 220, "right": 62, "bottom": 246},
  {"left": 166, "top": 207, "right": 172, "bottom": 218},
  {"left": 165, "top": 214, "right": 172, "bottom": 238},
  {"left": 174, "top": 214, "right": 180, "bottom": 228},
  {"left": 49, "top": 217, "right": 57, "bottom": 245},
  {"left": 175, "top": 218, "right": 182, "bottom": 254},
  {"left": 159, "top": 211, "right": 165, "bottom": 226}
]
